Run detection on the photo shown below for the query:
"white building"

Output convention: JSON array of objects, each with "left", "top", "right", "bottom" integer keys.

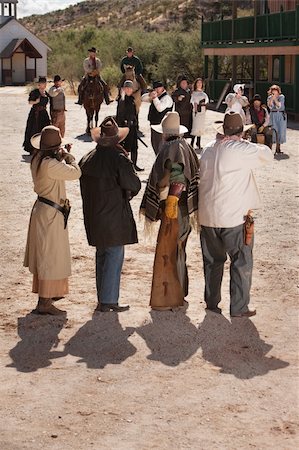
[{"left": 0, "top": 0, "right": 51, "bottom": 85}]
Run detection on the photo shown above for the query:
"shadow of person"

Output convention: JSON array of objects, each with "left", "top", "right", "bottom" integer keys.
[
  {"left": 199, "top": 312, "right": 289, "bottom": 379},
  {"left": 136, "top": 310, "right": 201, "bottom": 366},
  {"left": 7, "top": 312, "right": 67, "bottom": 373},
  {"left": 21, "top": 153, "right": 32, "bottom": 163},
  {"left": 274, "top": 152, "right": 290, "bottom": 160},
  {"left": 63, "top": 312, "right": 136, "bottom": 369},
  {"left": 75, "top": 134, "right": 93, "bottom": 142}
]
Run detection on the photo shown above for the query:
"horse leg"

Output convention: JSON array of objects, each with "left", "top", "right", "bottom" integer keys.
[
  {"left": 86, "top": 111, "right": 91, "bottom": 134},
  {"left": 95, "top": 109, "right": 99, "bottom": 128}
]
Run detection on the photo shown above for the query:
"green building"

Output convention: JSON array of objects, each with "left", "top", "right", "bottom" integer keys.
[{"left": 201, "top": 0, "right": 299, "bottom": 120}]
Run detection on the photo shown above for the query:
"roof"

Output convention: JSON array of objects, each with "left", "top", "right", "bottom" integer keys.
[
  {"left": 0, "top": 38, "right": 42, "bottom": 58},
  {"left": 0, "top": 18, "right": 51, "bottom": 51}
]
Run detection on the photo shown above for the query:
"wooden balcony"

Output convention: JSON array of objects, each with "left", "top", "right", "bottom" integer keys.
[{"left": 201, "top": 7, "right": 298, "bottom": 47}]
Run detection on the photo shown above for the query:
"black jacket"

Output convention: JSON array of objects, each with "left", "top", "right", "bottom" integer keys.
[
  {"left": 116, "top": 95, "right": 138, "bottom": 153},
  {"left": 79, "top": 145, "right": 141, "bottom": 250}
]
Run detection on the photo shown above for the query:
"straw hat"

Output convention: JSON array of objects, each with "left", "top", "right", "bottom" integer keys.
[
  {"left": 214, "top": 112, "right": 253, "bottom": 136},
  {"left": 151, "top": 111, "right": 188, "bottom": 135},
  {"left": 30, "top": 125, "right": 64, "bottom": 150},
  {"left": 91, "top": 116, "right": 129, "bottom": 146}
]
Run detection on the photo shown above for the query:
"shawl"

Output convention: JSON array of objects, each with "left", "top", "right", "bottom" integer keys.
[{"left": 140, "top": 137, "right": 199, "bottom": 223}]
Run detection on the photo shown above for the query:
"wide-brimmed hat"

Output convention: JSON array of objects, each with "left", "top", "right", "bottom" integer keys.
[
  {"left": 151, "top": 111, "right": 188, "bottom": 135},
  {"left": 37, "top": 76, "right": 47, "bottom": 83},
  {"left": 233, "top": 83, "right": 245, "bottom": 93},
  {"left": 91, "top": 116, "right": 129, "bottom": 146},
  {"left": 53, "top": 74, "right": 65, "bottom": 82},
  {"left": 88, "top": 47, "right": 97, "bottom": 53},
  {"left": 214, "top": 112, "right": 253, "bottom": 136},
  {"left": 123, "top": 80, "right": 134, "bottom": 88},
  {"left": 152, "top": 81, "right": 164, "bottom": 89},
  {"left": 30, "top": 125, "right": 64, "bottom": 150}
]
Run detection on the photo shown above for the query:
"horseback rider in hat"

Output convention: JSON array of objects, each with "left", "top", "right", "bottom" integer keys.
[
  {"left": 76, "top": 47, "right": 111, "bottom": 105},
  {"left": 120, "top": 47, "right": 147, "bottom": 92}
]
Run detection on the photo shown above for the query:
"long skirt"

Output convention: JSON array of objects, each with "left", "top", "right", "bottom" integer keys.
[
  {"left": 32, "top": 274, "right": 69, "bottom": 298},
  {"left": 270, "top": 111, "right": 287, "bottom": 144},
  {"left": 150, "top": 209, "right": 191, "bottom": 310},
  {"left": 191, "top": 111, "right": 206, "bottom": 137},
  {"left": 23, "top": 108, "right": 51, "bottom": 153}
]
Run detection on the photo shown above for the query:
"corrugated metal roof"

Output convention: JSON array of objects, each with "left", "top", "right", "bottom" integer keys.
[{"left": 0, "top": 38, "right": 42, "bottom": 58}]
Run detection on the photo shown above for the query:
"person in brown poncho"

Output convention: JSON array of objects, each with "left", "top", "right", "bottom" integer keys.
[{"left": 140, "top": 112, "right": 199, "bottom": 310}]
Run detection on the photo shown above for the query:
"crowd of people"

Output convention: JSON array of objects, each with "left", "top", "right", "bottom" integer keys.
[{"left": 23, "top": 45, "right": 284, "bottom": 318}]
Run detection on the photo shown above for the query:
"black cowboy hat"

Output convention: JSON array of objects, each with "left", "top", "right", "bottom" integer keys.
[
  {"left": 127, "top": 47, "right": 133, "bottom": 52},
  {"left": 152, "top": 81, "right": 164, "bottom": 89},
  {"left": 53, "top": 75, "right": 65, "bottom": 82},
  {"left": 88, "top": 47, "right": 97, "bottom": 53},
  {"left": 37, "top": 76, "right": 47, "bottom": 83}
]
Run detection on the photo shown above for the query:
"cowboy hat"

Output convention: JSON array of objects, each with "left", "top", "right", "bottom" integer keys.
[
  {"left": 36, "top": 76, "right": 47, "bottom": 83},
  {"left": 30, "top": 125, "right": 65, "bottom": 150},
  {"left": 151, "top": 111, "right": 188, "bottom": 135},
  {"left": 88, "top": 47, "right": 97, "bottom": 53},
  {"left": 91, "top": 116, "right": 129, "bottom": 146},
  {"left": 123, "top": 80, "right": 134, "bottom": 88},
  {"left": 214, "top": 112, "right": 253, "bottom": 136},
  {"left": 152, "top": 81, "right": 164, "bottom": 89},
  {"left": 53, "top": 74, "right": 65, "bottom": 82}
]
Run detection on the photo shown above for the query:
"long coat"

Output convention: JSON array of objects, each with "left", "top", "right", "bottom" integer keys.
[
  {"left": 24, "top": 156, "right": 81, "bottom": 279},
  {"left": 79, "top": 144, "right": 141, "bottom": 250},
  {"left": 172, "top": 87, "right": 192, "bottom": 134}
]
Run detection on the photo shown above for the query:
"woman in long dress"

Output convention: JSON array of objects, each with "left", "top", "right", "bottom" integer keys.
[
  {"left": 267, "top": 84, "right": 287, "bottom": 154},
  {"left": 24, "top": 126, "right": 81, "bottom": 315},
  {"left": 190, "top": 78, "right": 209, "bottom": 150},
  {"left": 23, "top": 77, "right": 51, "bottom": 154}
]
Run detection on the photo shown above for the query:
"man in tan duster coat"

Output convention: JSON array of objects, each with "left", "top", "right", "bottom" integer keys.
[{"left": 24, "top": 126, "right": 81, "bottom": 315}]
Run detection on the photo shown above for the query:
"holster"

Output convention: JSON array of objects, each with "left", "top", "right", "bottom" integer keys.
[{"left": 243, "top": 211, "right": 254, "bottom": 245}]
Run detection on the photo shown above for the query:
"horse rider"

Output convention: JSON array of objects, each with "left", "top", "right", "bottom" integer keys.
[
  {"left": 120, "top": 47, "right": 147, "bottom": 92},
  {"left": 76, "top": 47, "right": 111, "bottom": 105}
]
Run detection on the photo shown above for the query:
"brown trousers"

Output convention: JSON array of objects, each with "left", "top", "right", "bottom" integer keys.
[{"left": 51, "top": 110, "right": 66, "bottom": 137}]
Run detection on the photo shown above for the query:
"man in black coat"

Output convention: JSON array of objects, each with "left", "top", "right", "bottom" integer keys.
[
  {"left": 116, "top": 80, "right": 144, "bottom": 172},
  {"left": 79, "top": 117, "right": 141, "bottom": 312}
]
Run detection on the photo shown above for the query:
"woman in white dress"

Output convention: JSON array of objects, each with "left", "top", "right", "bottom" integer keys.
[
  {"left": 225, "top": 83, "right": 249, "bottom": 124},
  {"left": 190, "top": 78, "right": 209, "bottom": 150}
]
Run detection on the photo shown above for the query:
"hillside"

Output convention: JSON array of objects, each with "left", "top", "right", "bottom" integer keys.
[
  {"left": 20, "top": 0, "right": 202, "bottom": 35},
  {"left": 19, "top": 0, "right": 253, "bottom": 36}
]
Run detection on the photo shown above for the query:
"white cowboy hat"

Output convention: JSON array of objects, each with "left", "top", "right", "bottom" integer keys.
[
  {"left": 91, "top": 116, "right": 129, "bottom": 146},
  {"left": 151, "top": 111, "right": 188, "bottom": 135},
  {"left": 214, "top": 112, "right": 254, "bottom": 136}
]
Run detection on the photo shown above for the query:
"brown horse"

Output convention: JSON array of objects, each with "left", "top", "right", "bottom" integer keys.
[
  {"left": 83, "top": 75, "right": 104, "bottom": 134},
  {"left": 122, "top": 65, "right": 142, "bottom": 114}
]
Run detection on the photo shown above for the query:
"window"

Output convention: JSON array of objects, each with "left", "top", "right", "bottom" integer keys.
[
  {"left": 272, "top": 57, "right": 280, "bottom": 81},
  {"left": 257, "top": 56, "right": 268, "bottom": 81}
]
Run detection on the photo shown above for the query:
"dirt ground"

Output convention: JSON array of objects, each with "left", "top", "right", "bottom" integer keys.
[{"left": 0, "top": 87, "right": 298, "bottom": 450}]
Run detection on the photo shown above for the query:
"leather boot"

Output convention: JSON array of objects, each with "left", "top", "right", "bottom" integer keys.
[{"left": 37, "top": 297, "right": 66, "bottom": 315}]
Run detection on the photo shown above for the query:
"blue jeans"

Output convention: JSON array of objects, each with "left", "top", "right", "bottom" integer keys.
[
  {"left": 96, "top": 246, "right": 124, "bottom": 304},
  {"left": 200, "top": 224, "right": 253, "bottom": 315}
]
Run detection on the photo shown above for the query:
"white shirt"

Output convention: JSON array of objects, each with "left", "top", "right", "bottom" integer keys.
[
  {"left": 198, "top": 138, "right": 273, "bottom": 228},
  {"left": 142, "top": 91, "right": 173, "bottom": 112}
]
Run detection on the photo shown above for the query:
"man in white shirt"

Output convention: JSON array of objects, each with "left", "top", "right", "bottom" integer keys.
[
  {"left": 199, "top": 112, "right": 273, "bottom": 317},
  {"left": 142, "top": 81, "right": 173, "bottom": 154}
]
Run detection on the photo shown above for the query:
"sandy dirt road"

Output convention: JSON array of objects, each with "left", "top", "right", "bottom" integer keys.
[{"left": 0, "top": 87, "right": 298, "bottom": 450}]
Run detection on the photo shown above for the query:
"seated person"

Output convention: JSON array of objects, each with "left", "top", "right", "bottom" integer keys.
[{"left": 247, "top": 94, "right": 272, "bottom": 148}]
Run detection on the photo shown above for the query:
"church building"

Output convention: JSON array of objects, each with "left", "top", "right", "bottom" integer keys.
[{"left": 0, "top": 0, "right": 51, "bottom": 85}]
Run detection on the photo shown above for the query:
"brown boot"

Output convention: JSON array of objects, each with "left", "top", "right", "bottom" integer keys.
[{"left": 37, "top": 297, "right": 66, "bottom": 315}]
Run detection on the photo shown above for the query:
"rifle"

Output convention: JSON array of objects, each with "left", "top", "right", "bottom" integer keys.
[{"left": 137, "top": 134, "right": 148, "bottom": 148}]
